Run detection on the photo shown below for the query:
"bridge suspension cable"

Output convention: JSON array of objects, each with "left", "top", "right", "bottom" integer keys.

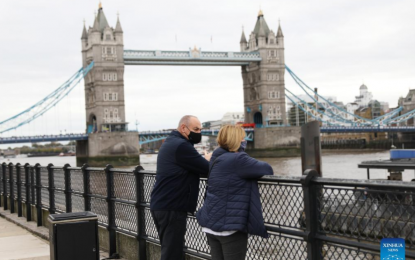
[
  {"left": 0, "top": 62, "right": 94, "bottom": 134},
  {"left": 285, "top": 74, "right": 358, "bottom": 126},
  {"left": 285, "top": 65, "right": 407, "bottom": 127},
  {"left": 285, "top": 88, "right": 342, "bottom": 126},
  {"left": 285, "top": 65, "right": 374, "bottom": 126},
  {"left": 385, "top": 109, "right": 415, "bottom": 125}
]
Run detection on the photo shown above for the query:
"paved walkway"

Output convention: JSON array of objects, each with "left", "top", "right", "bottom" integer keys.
[
  {"left": 0, "top": 217, "right": 49, "bottom": 260},
  {"left": 0, "top": 208, "right": 120, "bottom": 260}
]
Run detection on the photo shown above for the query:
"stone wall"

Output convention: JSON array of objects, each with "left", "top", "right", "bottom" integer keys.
[
  {"left": 76, "top": 132, "right": 140, "bottom": 167},
  {"left": 253, "top": 126, "right": 301, "bottom": 149}
]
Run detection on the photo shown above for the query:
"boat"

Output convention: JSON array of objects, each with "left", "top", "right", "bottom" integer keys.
[
  {"left": 59, "top": 150, "right": 76, "bottom": 156},
  {"left": 3, "top": 149, "right": 17, "bottom": 158}
]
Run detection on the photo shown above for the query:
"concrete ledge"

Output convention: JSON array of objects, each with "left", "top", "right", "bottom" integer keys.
[
  {"left": 76, "top": 155, "right": 140, "bottom": 167},
  {"left": 246, "top": 147, "right": 301, "bottom": 158},
  {"left": 0, "top": 207, "right": 49, "bottom": 240}
]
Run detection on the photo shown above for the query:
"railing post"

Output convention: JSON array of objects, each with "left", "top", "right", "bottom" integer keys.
[
  {"left": 47, "top": 163, "right": 55, "bottom": 214},
  {"left": 301, "top": 169, "right": 321, "bottom": 260},
  {"left": 16, "top": 163, "right": 23, "bottom": 217},
  {"left": 30, "top": 165, "right": 36, "bottom": 219},
  {"left": 24, "top": 163, "right": 32, "bottom": 221},
  {"left": 105, "top": 164, "right": 117, "bottom": 258},
  {"left": 82, "top": 164, "right": 91, "bottom": 211},
  {"left": 0, "top": 163, "right": 2, "bottom": 208},
  {"left": 9, "top": 163, "right": 15, "bottom": 214},
  {"left": 0, "top": 163, "right": 2, "bottom": 209},
  {"left": 2, "top": 162, "right": 7, "bottom": 210},
  {"left": 134, "top": 166, "right": 147, "bottom": 260},
  {"left": 63, "top": 164, "right": 72, "bottom": 213},
  {"left": 35, "top": 163, "right": 42, "bottom": 227}
]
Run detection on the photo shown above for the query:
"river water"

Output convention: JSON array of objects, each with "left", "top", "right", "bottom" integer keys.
[{"left": 2, "top": 150, "right": 414, "bottom": 181}]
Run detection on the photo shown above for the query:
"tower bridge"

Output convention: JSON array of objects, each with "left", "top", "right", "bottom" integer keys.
[
  {"left": 81, "top": 5, "right": 287, "bottom": 134},
  {"left": 75, "top": 5, "right": 288, "bottom": 165},
  {"left": 2, "top": 4, "right": 415, "bottom": 165}
]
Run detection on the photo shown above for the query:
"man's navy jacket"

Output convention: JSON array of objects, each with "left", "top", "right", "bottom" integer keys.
[{"left": 150, "top": 130, "right": 209, "bottom": 213}]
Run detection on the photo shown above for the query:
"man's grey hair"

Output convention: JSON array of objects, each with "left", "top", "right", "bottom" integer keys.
[{"left": 178, "top": 115, "right": 198, "bottom": 128}]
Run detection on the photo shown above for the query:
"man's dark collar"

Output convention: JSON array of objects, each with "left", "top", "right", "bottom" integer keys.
[{"left": 171, "top": 130, "right": 190, "bottom": 140}]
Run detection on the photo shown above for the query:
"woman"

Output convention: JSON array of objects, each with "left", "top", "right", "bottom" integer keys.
[{"left": 196, "top": 125, "right": 273, "bottom": 260}]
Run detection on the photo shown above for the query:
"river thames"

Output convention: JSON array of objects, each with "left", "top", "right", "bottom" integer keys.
[{"left": 1, "top": 150, "right": 414, "bottom": 182}]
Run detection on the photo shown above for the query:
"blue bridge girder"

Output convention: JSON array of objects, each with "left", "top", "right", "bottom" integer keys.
[
  {"left": 123, "top": 50, "right": 262, "bottom": 66},
  {"left": 320, "top": 126, "right": 415, "bottom": 133},
  {"left": 0, "top": 134, "right": 88, "bottom": 144},
  {"left": 3, "top": 126, "right": 415, "bottom": 145},
  {"left": 139, "top": 129, "right": 255, "bottom": 145},
  {"left": 0, "top": 129, "right": 255, "bottom": 145}
]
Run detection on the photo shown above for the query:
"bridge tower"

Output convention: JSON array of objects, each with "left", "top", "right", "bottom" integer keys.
[
  {"left": 77, "top": 4, "right": 140, "bottom": 166},
  {"left": 82, "top": 3, "right": 126, "bottom": 133},
  {"left": 240, "top": 10, "right": 287, "bottom": 126}
]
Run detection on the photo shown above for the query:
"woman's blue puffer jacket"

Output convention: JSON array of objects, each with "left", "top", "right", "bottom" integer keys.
[{"left": 196, "top": 147, "right": 273, "bottom": 238}]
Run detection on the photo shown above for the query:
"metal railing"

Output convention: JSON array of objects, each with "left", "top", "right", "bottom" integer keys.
[{"left": 1, "top": 162, "right": 415, "bottom": 259}]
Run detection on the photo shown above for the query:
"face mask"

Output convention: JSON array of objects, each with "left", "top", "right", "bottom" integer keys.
[
  {"left": 239, "top": 140, "right": 247, "bottom": 152},
  {"left": 186, "top": 126, "right": 202, "bottom": 144}
]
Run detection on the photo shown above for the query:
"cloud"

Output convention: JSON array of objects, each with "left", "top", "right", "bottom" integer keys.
[{"left": 0, "top": 0, "right": 414, "bottom": 139}]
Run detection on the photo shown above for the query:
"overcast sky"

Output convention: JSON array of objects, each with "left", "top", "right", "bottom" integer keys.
[{"left": 1, "top": 0, "right": 414, "bottom": 140}]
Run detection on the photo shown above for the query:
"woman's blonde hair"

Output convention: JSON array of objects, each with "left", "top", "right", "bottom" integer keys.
[{"left": 216, "top": 125, "right": 246, "bottom": 152}]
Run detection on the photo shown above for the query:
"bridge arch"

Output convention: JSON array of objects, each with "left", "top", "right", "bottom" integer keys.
[
  {"left": 254, "top": 112, "right": 263, "bottom": 126},
  {"left": 87, "top": 113, "right": 97, "bottom": 133}
]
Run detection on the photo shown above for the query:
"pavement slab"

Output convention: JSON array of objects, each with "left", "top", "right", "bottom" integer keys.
[
  {"left": 0, "top": 208, "right": 126, "bottom": 260},
  {"left": 0, "top": 218, "right": 49, "bottom": 260}
]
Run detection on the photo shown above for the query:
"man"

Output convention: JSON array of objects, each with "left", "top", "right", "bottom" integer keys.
[{"left": 150, "top": 115, "right": 211, "bottom": 260}]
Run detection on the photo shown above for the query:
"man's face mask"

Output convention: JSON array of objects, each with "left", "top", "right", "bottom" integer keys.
[{"left": 186, "top": 126, "right": 202, "bottom": 144}]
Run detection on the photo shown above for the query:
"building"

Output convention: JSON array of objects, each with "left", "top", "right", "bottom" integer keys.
[
  {"left": 288, "top": 104, "right": 307, "bottom": 126},
  {"left": 368, "top": 100, "right": 383, "bottom": 119},
  {"left": 398, "top": 89, "right": 415, "bottom": 125},
  {"left": 221, "top": 112, "right": 244, "bottom": 125},
  {"left": 203, "top": 112, "right": 244, "bottom": 129},
  {"left": 286, "top": 95, "right": 339, "bottom": 126},
  {"left": 354, "top": 84, "right": 373, "bottom": 108},
  {"left": 379, "top": 101, "right": 389, "bottom": 113},
  {"left": 240, "top": 10, "right": 286, "bottom": 126},
  {"left": 345, "top": 102, "right": 359, "bottom": 121}
]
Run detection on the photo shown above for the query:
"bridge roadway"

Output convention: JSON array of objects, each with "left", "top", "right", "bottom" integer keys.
[
  {"left": 123, "top": 50, "right": 262, "bottom": 66},
  {"left": 1, "top": 126, "right": 415, "bottom": 145},
  {"left": 0, "top": 129, "right": 255, "bottom": 145}
]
